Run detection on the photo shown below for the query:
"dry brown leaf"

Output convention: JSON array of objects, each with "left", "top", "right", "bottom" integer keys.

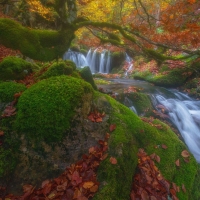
[
  {"left": 150, "top": 196, "right": 157, "bottom": 200},
  {"left": 182, "top": 184, "right": 186, "bottom": 193},
  {"left": 48, "top": 191, "right": 57, "bottom": 199},
  {"left": 141, "top": 189, "right": 149, "bottom": 200},
  {"left": 41, "top": 179, "right": 50, "bottom": 188},
  {"left": 181, "top": 150, "right": 190, "bottom": 158},
  {"left": 161, "top": 144, "right": 168, "bottom": 149},
  {"left": 155, "top": 155, "right": 160, "bottom": 163},
  {"left": 101, "top": 153, "right": 108, "bottom": 160},
  {"left": 90, "top": 185, "right": 98, "bottom": 193},
  {"left": 109, "top": 124, "right": 116, "bottom": 132},
  {"left": 184, "top": 158, "right": 190, "bottom": 163},
  {"left": 175, "top": 159, "right": 180, "bottom": 167},
  {"left": 0, "top": 131, "right": 4, "bottom": 136},
  {"left": 109, "top": 157, "right": 117, "bottom": 164}
]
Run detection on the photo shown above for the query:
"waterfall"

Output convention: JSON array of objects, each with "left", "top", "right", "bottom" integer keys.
[
  {"left": 99, "top": 78, "right": 200, "bottom": 163},
  {"left": 63, "top": 48, "right": 112, "bottom": 73},
  {"left": 124, "top": 53, "right": 133, "bottom": 76},
  {"left": 154, "top": 93, "right": 200, "bottom": 163},
  {"left": 63, "top": 49, "right": 88, "bottom": 68}
]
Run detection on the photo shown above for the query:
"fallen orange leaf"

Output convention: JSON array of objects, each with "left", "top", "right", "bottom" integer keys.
[
  {"left": 90, "top": 185, "right": 98, "bottom": 193},
  {"left": 175, "top": 159, "right": 180, "bottom": 167},
  {"left": 109, "top": 124, "right": 116, "bottom": 132},
  {"left": 161, "top": 144, "right": 168, "bottom": 149},
  {"left": 181, "top": 150, "right": 190, "bottom": 158},
  {"left": 83, "top": 181, "right": 94, "bottom": 189},
  {"left": 182, "top": 184, "right": 186, "bottom": 193},
  {"left": 0, "top": 131, "right": 4, "bottom": 136},
  {"left": 109, "top": 157, "right": 117, "bottom": 164}
]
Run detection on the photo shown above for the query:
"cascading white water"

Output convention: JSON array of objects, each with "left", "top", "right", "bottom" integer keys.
[
  {"left": 85, "top": 48, "right": 112, "bottom": 73},
  {"left": 155, "top": 93, "right": 200, "bottom": 163},
  {"left": 99, "top": 79, "right": 200, "bottom": 163},
  {"left": 124, "top": 53, "right": 133, "bottom": 76},
  {"left": 63, "top": 48, "right": 112, "bottom": 73},
  {"left": 63, "top": 49, "right": 88, "bottom": 68}
]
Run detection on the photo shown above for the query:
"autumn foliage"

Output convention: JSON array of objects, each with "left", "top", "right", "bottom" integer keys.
[{"left": 131, "top": 149, "right": 179, "bottom": 200}]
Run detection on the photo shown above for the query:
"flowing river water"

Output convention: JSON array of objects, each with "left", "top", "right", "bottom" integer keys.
[{"left": 98, "top": 78, "right": 200, "bottom": 163}]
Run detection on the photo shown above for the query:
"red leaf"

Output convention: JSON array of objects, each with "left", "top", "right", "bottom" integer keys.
[
  {"left": 184, "top": 158, "right": 190, "bottom": 163},
  {"left": 130, "top": 191, "right": 136, "bottom": 200},
  {"left": 0, "top": 130, "right": 4, "bottom": 136},
  {"left": 109, "top": 157, "right": 117, "bottom": 164},
  {"left": 105, "top": 133, "right": 110, "bottom": 140},
  {"left": 109, "top": 124, "right": 116, "bottom": 132},
  {"left": 141, "top": 189, "right": 149, "bottom": 200},
  {"left": 161, "top": 144, "right": 168, "bottom": 149},
  {"left": 155, "top": 154, "right": 160, "bottom": 163},
  {"left": 71, "top": 171, "right": 82, "bottom": 185},
  {"left": 95, "top": 117, "right": 102, "bottom": 122},
  {"left": 42, "top": 180, "right": 50, "bottom": 188},
  {"left": 182, "top": 184, "right": 186, "bottom": 193},
  {"left": 90, "top": 185, "right": 98, "bottom": 193},
  {"left": 181, "top": 150, "right": 190, "bottom": 158},
  {"left": 175, "top": 159, "right": 180, "bottom": 167},
  {"left": 42, "top": 183, "right": 52, "bottom": 195},
  {"left": 89, "top": 147, "right": 95, "bottom": 154},
  {"left": 101, "top": 153, "right": 108, "bottom": 160}
]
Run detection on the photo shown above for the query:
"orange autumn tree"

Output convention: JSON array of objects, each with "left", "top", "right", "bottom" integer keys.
[{"left": 0, "top": 0, "right": 199, "bottom": 62}]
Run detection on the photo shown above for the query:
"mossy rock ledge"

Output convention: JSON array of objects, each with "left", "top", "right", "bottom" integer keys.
[
  {"left": 133, "top": 66, "right": 193, "bottom": 87},
  {"left": 0, "top": 76, "right": 199, "bottom": 199}
]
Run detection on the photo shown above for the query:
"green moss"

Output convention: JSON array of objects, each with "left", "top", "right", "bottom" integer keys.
[
  {"left": 111, "top": 51, "right": 125, "bottom": 69},
  {"left": 0, "top": 18, "right": 75, "bottom": 61},
  {"left": 190, "top": 164, "right": 200, "bottom": 200},
  {"left": 127, "top": 92, "right": 153, "bottom": 116},
  {"left": 94, "top": 78, "right": 112, "bottom": 85},
  {"left": 39, "top": 61, "right": 75, "bottom": 79},
  {"left": 93, "top": 93, "right": 139, "bottom": 200},
  {"left": 0, "top": 56, "right": 35, "bottom": 81},
  {"left": 71, "top": 71, "right": 81, "bottom": 78},
  {"left": 0, "top": 148, "right": 17, "bottom": 177},
  {"left": 93, "top": 93, "right": 198, "bottom": 200},
  {"left": 79, "top": 66, "right": 97, "bottom": 90},
  {"left": 184, "top": 78, "right": 199, "bottom": 89},
  {"left": 15, "top": 75, "right": 94, "bottom": 143},
  {"left": 0, "top": 81, "right": 26, "bottom": 103},
  {"left": 133, "top": 70, "right": 153, "bottom": 80},
  {"left": 147, "top": 69, "right": 191, "bottom": 87}
]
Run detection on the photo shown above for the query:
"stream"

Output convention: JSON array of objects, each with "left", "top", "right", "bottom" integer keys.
[{"left": 98, "top": 78, "right": 200, "bottom": 163}]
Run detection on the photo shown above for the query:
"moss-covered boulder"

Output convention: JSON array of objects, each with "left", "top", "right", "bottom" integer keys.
[
  {"left": 0, "top": 56, "right": 36, "bottom": 81},
  {"left": 0, "top": 81, "right": 26, "bottom": 103},
  {"left": 79, "top": 66, "right": 97, "bottom": 90},
  {"left": 39, "top": 60, "right": 76, "bottom": 79},
  {"left": 15, "top": 75, "right": 93, "bottom": 143},
  {"left": 147, "top": 69, "right": 192, "bottom": 87}
]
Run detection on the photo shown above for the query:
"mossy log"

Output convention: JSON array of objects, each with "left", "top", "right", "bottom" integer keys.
[{"left": 0, "top": 18, "right": 75, "bottom": 61}]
